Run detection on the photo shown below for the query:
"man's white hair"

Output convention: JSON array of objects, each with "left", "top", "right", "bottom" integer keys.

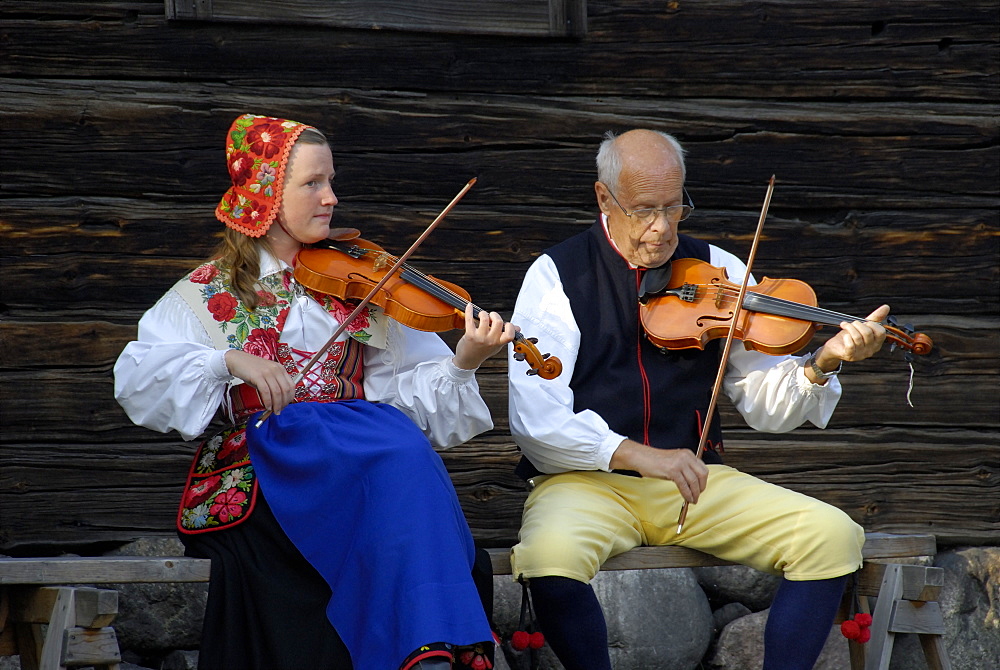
[{"left": 596, "top": 130, "right": 686, "bottom": 193}]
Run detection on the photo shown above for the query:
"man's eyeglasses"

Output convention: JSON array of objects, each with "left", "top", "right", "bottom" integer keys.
[{"left": 604, "top": 185, "right": 695, "bottom": 225}]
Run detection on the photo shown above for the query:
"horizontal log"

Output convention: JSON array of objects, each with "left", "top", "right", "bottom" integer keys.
[
  {"left": 2, "top": 81, "right": 997, "bottom": 207},
  {"left": 3, "top": 244, "right": 997, "bottom": 318},
  {"left": 486, "top": 532, "right": 938, "bottom": 574},
  {"left": 0, "top": 557, "right": 211, "bottom": 585},
  {"left": 2, "top": 194, "right": 999, "bottom": 268},
  {"left": 2, "top": 1, "right": 996, "bottom": 100},
  {"left": 2, "top": 432, "right": 995, "bottom": 550},
  {"left": 1, "top": 357, "right": 995, "bottom": 445}
]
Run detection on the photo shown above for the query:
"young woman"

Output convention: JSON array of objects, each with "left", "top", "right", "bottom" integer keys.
[{"left": 114, "top": 114, "right": 511, "bottom": 670}]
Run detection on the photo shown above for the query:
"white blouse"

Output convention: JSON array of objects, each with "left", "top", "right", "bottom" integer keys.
[
  {"left": 114, "top": 252, "right": 494, "bottom": 447},
  {"left": 507, "top": 236, "right": 843, "bottom": 474}
]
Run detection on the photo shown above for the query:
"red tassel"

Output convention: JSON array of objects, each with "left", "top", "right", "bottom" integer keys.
[
  {"left": 840, "top": 620, "right": 861, "bottom": 640},
  {"left": 510, "top": 630, "right": 530, "bottom": 651},
  {"left": 841, "top": 612, "right": 873, "bottom": 643},
  {"left": 528, "top": 631, "right": 545, "bottom": 649}
]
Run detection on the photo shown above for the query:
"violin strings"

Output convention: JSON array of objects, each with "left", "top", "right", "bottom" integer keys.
[
  {"left": 694, "top": 285, "right": 865, "bottom": 326},
  {"left": 355, "top": 246, "right": 517, "bottom": 338}
]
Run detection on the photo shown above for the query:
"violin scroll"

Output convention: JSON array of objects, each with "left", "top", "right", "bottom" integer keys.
[
  {"left": 885, "top": 317, "right": 933, "bottom": 357},
  {"left": 513, "top": 335, "right": 563, "bottom": 380}
]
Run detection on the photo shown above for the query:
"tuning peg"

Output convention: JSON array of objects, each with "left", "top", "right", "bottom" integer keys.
[
  {"left": 528, "top": 337, "right": 538, "bottom": 344},
  {"left": 526, "top": 369, "right": 539, "bottom": 376},
  {"left": 513, "top": 353, "right": 526, "bottom": 361}
]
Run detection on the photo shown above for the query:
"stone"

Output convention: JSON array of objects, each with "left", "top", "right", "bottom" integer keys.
[
  {"left": 103, "top": 537, "right": 207, "bottom": 656},
  {"left": 706, "top": 608, "right": 848, "bottom": 669},
  {"left": 712, "top": 602, "right": 751, "bottom": 633},
  {"left": 693, "top": 564, "right": 781, "bottom": 612},
  {"left": 493, "top": 568, "right": 713, "bottom": 670}
]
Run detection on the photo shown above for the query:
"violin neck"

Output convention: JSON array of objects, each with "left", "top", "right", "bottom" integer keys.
[
  {"left": 332, "top": 241, "right": 526, "bottom": 343},
  {"left": 741, "top": 291, "right": 862, "bottom": 327},
  {"left": 399, "top": 267, "right": 475, "bottom": 314}
]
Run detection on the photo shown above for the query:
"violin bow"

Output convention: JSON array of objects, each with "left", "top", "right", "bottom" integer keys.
[
  {"left": 676, "top": 175, "right": 775, "bottom": 534},
  {"left": 253, "top": 177, "right": 477, "bottom": 429}
]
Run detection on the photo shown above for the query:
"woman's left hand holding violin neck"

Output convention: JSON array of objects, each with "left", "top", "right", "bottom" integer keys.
[
  {"left": 453, "top": 303, "right": 518, "bottom": 370},
  {"left": 809, "top": 304, "right": 891, "bottom": 382}
]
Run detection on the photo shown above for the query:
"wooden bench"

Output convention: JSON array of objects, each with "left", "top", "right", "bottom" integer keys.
[
  {"left": 0, "top": 557, "right": 210, "bottom": 670},
  {"left": 1, "top": 533, "right": 949, "bottom": 670}
]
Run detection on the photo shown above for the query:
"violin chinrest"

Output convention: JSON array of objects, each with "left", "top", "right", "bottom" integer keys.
[{"left": 327, "top": 227, "right": 362, "bottom": 241}]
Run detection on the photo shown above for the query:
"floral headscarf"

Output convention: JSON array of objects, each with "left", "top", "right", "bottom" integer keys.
[{"left": 215, "top": 114, "right": 316, "bottom": 238}]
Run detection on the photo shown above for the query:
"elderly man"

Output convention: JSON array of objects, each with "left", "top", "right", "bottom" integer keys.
[{"left": 507, "top": 129, "right": 888, "bottom": 670}]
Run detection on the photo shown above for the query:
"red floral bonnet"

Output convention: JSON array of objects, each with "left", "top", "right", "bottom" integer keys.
[{"left": 215, "top": 114, "right": 316, "bottom": 237}]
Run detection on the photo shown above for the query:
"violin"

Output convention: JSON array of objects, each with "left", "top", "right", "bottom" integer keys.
[
  {"left": 294, "top": 237, "right": 563, "bottom": 379},
  {"left": 639, "top": 258, "right": 933, "bottom": 357}
]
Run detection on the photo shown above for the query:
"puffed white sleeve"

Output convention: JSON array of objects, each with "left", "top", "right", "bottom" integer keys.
[
  {"left": 711, "top": 246, "right": 843, "bottom": 432},
  {"left": 507, "top": 255, "right": 627, "bottom": 473},
  {"left": 363, "top": 322, "right": 495, "bottom": 449},
  {"left": 113, "top": 290, "right": 235, "bottom": 441}
]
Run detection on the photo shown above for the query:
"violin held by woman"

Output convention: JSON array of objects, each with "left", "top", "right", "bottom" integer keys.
[{"left": 296, "top": 235, "right": 563, "bottom": 380}]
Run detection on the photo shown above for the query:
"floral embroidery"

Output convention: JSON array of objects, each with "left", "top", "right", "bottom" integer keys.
[
  {"left": 308, "top": 289, "right": 377, "bottom": 344},
  {"left": 178, "top": 426, "right": 256, "bottom": 533},
  {"left": 210, "top": 488, "right": 248, "bottom": 523},
  {"left": 207, "top": 292, "right": 239, "bottom": 322},
  {"left": 215, "top": 114, "right": 314, "bottom": 237},
  {"left": 183, "top": 261, "right": 291, "bottom": 348},
  {"left": 190, "top": 265, "right": 219, "bottom": 284},
  {"left": 243, "top": 327, "right": 280, "bottom": 360},
  {"left": 176, "top": 260, "right": 373, "bottom": 534}
]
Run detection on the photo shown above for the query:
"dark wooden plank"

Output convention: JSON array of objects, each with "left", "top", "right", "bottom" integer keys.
[
  {"left": 166, "top": 0, "right": 581, "bottom": 38},
  {"left": 2, "top": 430, "right": 995, "bottom": 549},
  {"left": 0, "top": 557, "right": 211, "bottom": 584},
  {"left": 2, "top": 81, "right": 997, "bottom": 206},
  {"left": 486, "top": 532, "right": 938, "bottom": 574},
  {"left": 2, "top": 2, "right": 996, "bottom": 99}
]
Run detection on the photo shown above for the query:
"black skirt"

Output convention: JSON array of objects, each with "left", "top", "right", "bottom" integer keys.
[{"left": 180, "top": 493, "right": 353, "bottom": 670}]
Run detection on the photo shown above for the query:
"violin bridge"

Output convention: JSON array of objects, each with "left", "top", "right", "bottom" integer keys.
[{"left": 372, "top": 253, "right": 390, "bottom": 273}]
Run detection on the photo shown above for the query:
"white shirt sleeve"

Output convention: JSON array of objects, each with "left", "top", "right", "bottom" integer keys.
[
  {"left": 113, "top": 290, "right": 235, "bottom": 441},
  {"left": 363, "top": 321, "right": 494, "bottom": 449},
  {"left": 507, "top": 255, "right": 627, "bottom": 473},
  {"left": 507, "top": 249, "right": 843, "bottom": 474},
  {"left": 710, "top": 246, "right": 842, "bottom": 432},
  {"left": 115, "top": 283, "right": 495, "bottom": 448}
]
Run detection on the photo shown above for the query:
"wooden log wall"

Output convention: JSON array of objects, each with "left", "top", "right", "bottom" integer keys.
[{"left": 1, "top": 1, "right": 998, "bottom": 553}]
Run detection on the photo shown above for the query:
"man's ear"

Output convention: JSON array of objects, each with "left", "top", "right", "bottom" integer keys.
[{"left": 594, "top": 181, "right": 612, "bottom": 215}]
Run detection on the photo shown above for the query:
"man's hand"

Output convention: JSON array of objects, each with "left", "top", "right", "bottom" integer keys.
[
  {"left": 609, "top": 439, "right": 709, "bottom": 504},
  {"left": 224, "top": 349, "right": 296, "bottom": 414},
  {"left": 453, "top": 303, "right": 518, "bottom": 370},
  {"left": 808, "top": 304, "right": 890, "bottom": 383}
]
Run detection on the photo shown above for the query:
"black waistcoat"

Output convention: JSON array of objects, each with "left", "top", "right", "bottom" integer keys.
[{"left": 518, "top": 221, "right": 725, "bottom": 478}]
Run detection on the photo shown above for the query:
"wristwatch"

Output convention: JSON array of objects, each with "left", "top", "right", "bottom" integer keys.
[{"left": 807, "top": 352, "right": 842, "bottom": 380}]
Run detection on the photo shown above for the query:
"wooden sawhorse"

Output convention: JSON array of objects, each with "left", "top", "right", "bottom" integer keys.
[{"left": 0, "top": 557, "right": 210, "bottom": 670}]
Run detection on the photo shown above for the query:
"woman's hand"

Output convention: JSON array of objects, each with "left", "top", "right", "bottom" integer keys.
[
  {"left": 224, "top": 350, "right": 296, "bottom": 414},
  {"left": 453, "top": 303, "right": 518, "bottom": 371}
]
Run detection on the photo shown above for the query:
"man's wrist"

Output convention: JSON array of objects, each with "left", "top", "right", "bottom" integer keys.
[{"left": 807, "top": 349, "right": 842, "bottom": 379}]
